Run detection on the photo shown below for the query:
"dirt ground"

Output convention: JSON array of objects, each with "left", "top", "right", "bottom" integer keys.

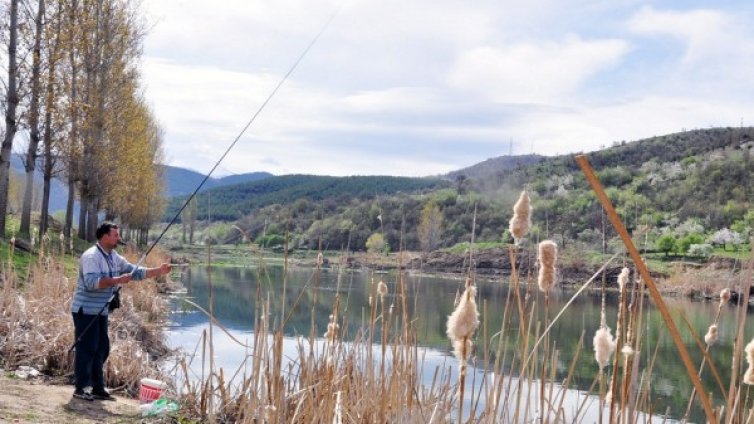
[{"left": 0, "top": 373, "right": 147, "bottom": 424}]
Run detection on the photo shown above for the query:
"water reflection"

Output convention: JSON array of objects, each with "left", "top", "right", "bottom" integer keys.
[{"left": 167, "top": 265, "right": 751, "bottom": 422}]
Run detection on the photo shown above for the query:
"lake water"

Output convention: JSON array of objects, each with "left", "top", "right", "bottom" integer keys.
[{"left": 165, "top": 264, "right": 752, "bottom": 422}]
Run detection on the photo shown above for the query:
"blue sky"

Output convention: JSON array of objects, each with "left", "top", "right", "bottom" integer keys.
[{"left": 141, "top": 0, "right": 754, "bottom": 177}]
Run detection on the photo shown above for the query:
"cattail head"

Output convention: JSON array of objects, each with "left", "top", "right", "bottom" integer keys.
[
  {"left": 447, "top": 286, "right": 479, "bottom": 362},
  {"left": 720, "top": 288, "right": 731, "bottom": 305},
  {"left": 617, "top": 267, "right": 630, "bottom": 292},
  {"left": 704, "top": 324, "right": 718, "bottom": 346},
  {"left": 509, "top": 190, "right": 532, "bottom": 244},
  {"left": 446, "top": 286, "right": 479, "bottom": 343},
  {"left": 377, "top": 280, "right": 388, "bottom": 298},
  {"left": 324, "top": 315, "right": 340, "bottom": 341},
  {"left": 537, "top": 240, "right": 558, "bottom": 292},
  {"left": 593, "top": 326, "right": 616, "bottom": 371},
  {"left": 744, "top": 338, "right": 754, "bottom": 385}
]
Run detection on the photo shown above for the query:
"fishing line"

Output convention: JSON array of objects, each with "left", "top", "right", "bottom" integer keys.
[
  {"left": 69, "top": 10, "right": 338, "bottom": 353},
  {"left": 138, "top": 9, "right": 338, "bottom": 267}
]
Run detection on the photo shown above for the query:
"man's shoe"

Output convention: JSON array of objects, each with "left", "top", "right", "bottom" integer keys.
[
  {"left": 91, "top": 389, "right": 116, "bottom": 401},
  {"left": 73, "top": 390, "right": 93, "bottom": 401}
]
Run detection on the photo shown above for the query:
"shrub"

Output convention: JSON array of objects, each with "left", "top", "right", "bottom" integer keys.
[
  {"left": 656, "top": 234, "right": 677, "bottom": 256},
  {"left": 688, "top": 243, "right": 713, "bottom": 258},
  {"left": 365, "top": 233, "right": 387, "bottom": 254},
  {"left": 256, "top": 233, "right": 287, "bottom": 248},
  {"left": 679, "top": 233, "right": 705, "bottom": 254}
]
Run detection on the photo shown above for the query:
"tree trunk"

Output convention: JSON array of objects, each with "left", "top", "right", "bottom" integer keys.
[
  {"left": 64, "top": 0, "right": 80, "bottom": 240},
  {"left": 77, "top": 184, "right": 87, "bottom": 239},
  {"left": 21, "top": 172, "right": 36, "bottom": 236},
  {"left": 86, "top": 198, "right": 98, "bottom": 242},
  {"left": 20, "top": 0, "right": 46, "bottom": 237},
  {"left": 40, "top": 0, "right": 63, "bottom": 236},
  {"left": 0, "top": 0, "right": 20, "bottom": 238},
  {"left": 40, "top": 174, "right": 51, "bottom": 234},
  {"left": 65, "top": 177, "right": 75, "bottom": 238}
]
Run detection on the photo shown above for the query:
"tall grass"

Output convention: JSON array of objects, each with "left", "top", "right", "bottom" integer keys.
[{"left": 0, "top": 237, "right": 173, "bottom": 396}]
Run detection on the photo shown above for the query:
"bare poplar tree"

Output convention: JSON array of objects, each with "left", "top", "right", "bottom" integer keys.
[
  {"left": 39, "top": 0, "right": 64, "bottom": 235},
  {"left": 0, "top": 0, "right": 19, "bottom": 238},
  {"left": 19, "top": 0, "right": 46, "bottom": 237}
]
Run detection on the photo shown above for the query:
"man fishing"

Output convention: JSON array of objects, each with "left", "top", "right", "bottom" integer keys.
[{"left": 70, "top": 222, "right": 171, "bottom": 401}]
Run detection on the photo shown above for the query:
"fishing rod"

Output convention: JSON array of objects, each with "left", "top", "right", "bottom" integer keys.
[{"left": 69, "top": 11, "right": 337, "bottom": 353}]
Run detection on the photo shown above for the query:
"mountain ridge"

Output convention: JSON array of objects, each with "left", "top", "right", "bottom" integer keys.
[{"left": 161, "top": 165, "right": 273, "bottom": 197}]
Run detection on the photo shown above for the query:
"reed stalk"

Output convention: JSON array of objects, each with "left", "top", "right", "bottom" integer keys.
[{"left": 576, "top": 154, "right": 717, "bottom": 423}]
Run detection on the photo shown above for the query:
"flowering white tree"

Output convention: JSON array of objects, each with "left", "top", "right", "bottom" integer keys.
[
  {"left": 710, "top": 228, "right": 743, "bottom": 250},
  {"left": 674, "top": 219, "right": 705, "bottom": 237}
]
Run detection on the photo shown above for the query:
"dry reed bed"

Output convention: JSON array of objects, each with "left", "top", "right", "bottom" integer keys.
[
  {"left": 0, "top": 240, "right": 173, "bottom": 396},
  {"left": 171, "top": 188, "right": 754, "bottom": 424},
  {"left": 3, "top": 182, "right": 753, "bottom": 422}
]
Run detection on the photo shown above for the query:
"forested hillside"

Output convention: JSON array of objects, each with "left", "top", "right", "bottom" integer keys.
[
  {"left": 171, "top": 127, "right": 754, "bottom": 255},
  {"left": 447, "top": 154, "right": 544, "bottom": 180},
  {"left": 167, "top": 175, "right": 447, "bottom": 221},
  {"left": 479, "top": 127, "right": 754, "bottom": 252}
]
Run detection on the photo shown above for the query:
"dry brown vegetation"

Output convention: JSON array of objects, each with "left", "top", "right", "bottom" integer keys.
[
  {"left": 0, "top": 239, "right": 173, "bottom": 397},
  {"left": 664, "top": 263, "right": 742, "bottom": 299}
]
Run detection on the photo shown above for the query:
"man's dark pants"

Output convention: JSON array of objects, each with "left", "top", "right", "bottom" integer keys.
[{"left": 72, "top": 309, "right": 110, "bottom": 392}]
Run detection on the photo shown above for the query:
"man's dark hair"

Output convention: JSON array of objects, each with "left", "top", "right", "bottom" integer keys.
[{"left": 96, "top": 222, "right": 119, "bottom": 240}]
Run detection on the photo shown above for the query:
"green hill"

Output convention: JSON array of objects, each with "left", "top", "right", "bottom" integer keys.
[
  {"left": 447, "top": 154, "right": 544, "bottom": 180},
  {"left": 474, "top": 127, "right": 754, "bottom": 246},
  {"left": 167, "top": 174, "right": 447, "bottom": 221},
  {"left": 166, "top": 127, "right": 754, "bottom": 255}
]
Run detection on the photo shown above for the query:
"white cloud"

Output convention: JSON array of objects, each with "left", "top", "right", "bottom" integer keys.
[
  {"left": 504, "top": 95, "right": 750, "bottom": 156},
  {"left": 625, "top": 7, "right": 754, "bottom": 100},
  {"left": 341, "top": 88, "right": 442, "bottom": 114},
  {"left": 140, "top": 1, "right": 754, "bottom": 177},
  {"left": 628, "top": 7, "right": 739, "bottom": 64},
  {"left": 447, "top": 36, "right": 631, "bottom": 103}
]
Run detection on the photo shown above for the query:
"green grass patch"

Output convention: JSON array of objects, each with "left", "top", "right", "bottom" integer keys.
[{"left": 711, "top": 245, "right": 752, "bottom": 260}]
